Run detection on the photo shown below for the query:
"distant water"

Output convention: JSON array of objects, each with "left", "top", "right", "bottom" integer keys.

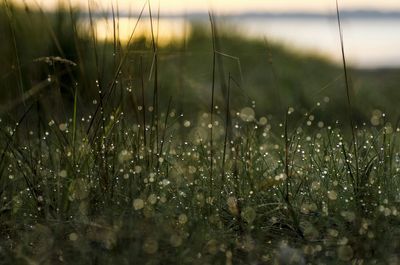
[
  {"left": 89, "top": 15, "right": 400, "bottom": 69},
  {"left": 231, "top": 16, "right": 400, "bottom": 69}
]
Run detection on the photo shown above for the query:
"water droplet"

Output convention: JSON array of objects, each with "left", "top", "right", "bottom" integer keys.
[
  {"left": 259, "top": 117, "right": 268, "bottom": 125},
  {"left": 178, "top": 213, "right": 188, "bottom": 224},
  {"left": 327, "top": 190, "right": 338, "bottom": 201},
  {"left": 134, "top": 166, "right": 142, "bottom": 174},
  {"left": 143, "top": 238, "right": 158, "bottom": 254},
  {"left": 133, "top": 198, "right": 144, "bottom": 210},
  {"left": 58, "top": 170, "right": 67, "bottom": 178},
  {"left": 240, "top": 107, "right": 255, "bottom": 122},
  {"left": 148, "top": 194, "right": 157, "bottom": 205},
  {"left": 118, "top": 150, "right": 132, "bottom": 163},
  {"left": 69, "top": 233, "right": 78, "bottom": 241},
  {"left": 337, "top": 245, "right": 353, "bottom": 261},
  {"left": 59, "top": 123, "right": 67, "bottom": 131},
  {"left": 170, "top": 234, "right": 182, "bottom": 247},
  {"left": 241, "top": 207, "right": 256, "bottom": 224},
  {"left": 161, "top": 179, "right": 170, "bottom": 186}
]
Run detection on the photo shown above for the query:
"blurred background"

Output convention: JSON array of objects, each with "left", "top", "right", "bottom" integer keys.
[{"left": 2, "top": 0, "right": 400, "bottom": 128}]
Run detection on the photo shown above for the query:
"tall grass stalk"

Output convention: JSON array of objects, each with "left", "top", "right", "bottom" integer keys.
[
  {"left": 4, "top": 0, "right": 24, "bottom": 103},
  {"left": 221, "top": 72, "right": 232, "bottom": 184},
  {"left": 148, "top": 0, "right": 160, "bottom": 161},
  {"left": 209, "top": 12, "right": 217, "bottom": 195},
  {"left": 336, "top": 0, "right": 364, "bottom": 213}
]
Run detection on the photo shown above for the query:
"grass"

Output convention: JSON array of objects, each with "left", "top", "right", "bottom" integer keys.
[{"left": 1, "top": 2, "right": 400, "bottom": 265}]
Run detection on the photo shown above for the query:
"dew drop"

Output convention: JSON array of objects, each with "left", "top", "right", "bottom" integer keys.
[{"left": 133, "top": 198, "right": 144, "bottom": 210}]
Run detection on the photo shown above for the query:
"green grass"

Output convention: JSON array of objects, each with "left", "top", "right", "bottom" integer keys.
[{"left": 2, "top": 2, "right": 400, "bottom": 265}]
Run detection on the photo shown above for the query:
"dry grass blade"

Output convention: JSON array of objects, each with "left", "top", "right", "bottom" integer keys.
[
  {"left": 209, "top": 11, "right": 217, "bottom": 191},
  {"left": 4, "top": 0, "right": 25, "bottom": 101},
  {"left": 335, "top": 0, "right": 359, "bottom": 182}
]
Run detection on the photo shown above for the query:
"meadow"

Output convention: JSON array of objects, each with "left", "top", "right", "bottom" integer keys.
[{"left": 1, "top": 2, "right": 400, "bottom": 264}]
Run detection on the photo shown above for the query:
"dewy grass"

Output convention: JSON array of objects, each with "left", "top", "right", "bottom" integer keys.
[{"left": 2, "top": 2, "right": 400, "bottom": 265}]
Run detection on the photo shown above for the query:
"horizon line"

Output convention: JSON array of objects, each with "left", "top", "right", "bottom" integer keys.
[{"left": 71, "top": 9, "right": 400, "bottom": 19}]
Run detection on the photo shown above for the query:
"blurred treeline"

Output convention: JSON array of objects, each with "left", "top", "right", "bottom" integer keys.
[{"left": 1, "top": 2, "right": 400, "bottom": 128}]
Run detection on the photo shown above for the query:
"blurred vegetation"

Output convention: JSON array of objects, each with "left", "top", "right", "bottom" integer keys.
[{"left": 1, "top": 3, "right": 400, "bottom": 128}]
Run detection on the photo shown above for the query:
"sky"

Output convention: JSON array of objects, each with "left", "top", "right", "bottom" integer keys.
[{"left": 12, "top": 0, "right": 400, "bottom": 14}]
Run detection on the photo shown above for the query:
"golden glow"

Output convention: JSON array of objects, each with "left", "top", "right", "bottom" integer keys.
[{"left": 85, "top": 17, "right": 189, "bottom": 45}]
